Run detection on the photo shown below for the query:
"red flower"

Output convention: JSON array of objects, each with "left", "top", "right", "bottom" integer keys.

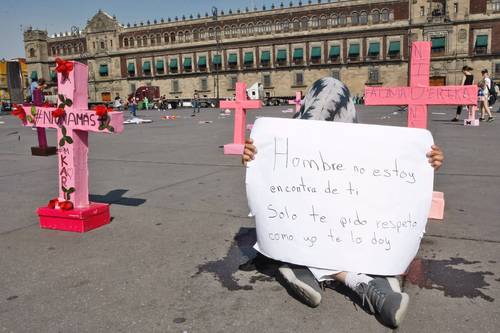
[
  {"left": 55, "top": 58, "right": 74, "bottom": 79},
  {"left": 42, "top": 101, "right": 51, "bottom": 107},
  {"left": 94, "top": 105, "right": 109, "bottom": 117},
  {"left": 52, "top": 108, "right": 66, "bottom": 118},
  {"left": 59, "top": 201, "right": 74, "bottom": 211},
  {"left": 48, "top": 198, "right": 59, "bottom": 209},
  {"left": 12, "top": 104, "right": 27, "bottom": 121}
]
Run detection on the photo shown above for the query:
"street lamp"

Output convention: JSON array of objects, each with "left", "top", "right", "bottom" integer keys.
[{"left": 212, "top": 6, "right": 221, "bottom": 107}]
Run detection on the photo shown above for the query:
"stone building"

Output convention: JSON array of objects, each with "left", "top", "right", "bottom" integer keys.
[{"left": 23, "top": 0, "right": 500, "bottom": 102}]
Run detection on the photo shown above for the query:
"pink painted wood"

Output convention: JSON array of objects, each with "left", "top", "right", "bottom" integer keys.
[
  {"left": 364, "top": 42, "right": 477, "bottom": 129},
  {"left": 220, "top": 82, "right": 261, "bottom": 155},
  {"left": 21, "top": 62, "right": 124, "bottom": 210},
  {"left": 288, "top": 91, "right": 303, "bottom": 113}
]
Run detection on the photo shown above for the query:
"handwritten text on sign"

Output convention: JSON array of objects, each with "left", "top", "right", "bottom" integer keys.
[{"left": 246, "top": 118, "right": 434, "bottom": 275}]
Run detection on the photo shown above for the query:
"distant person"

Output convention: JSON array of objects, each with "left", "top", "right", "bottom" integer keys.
[
  {"left": 32, "top": 78, "right": 47, "bottom": 106},
  {"left": 29, "top": 77, "right": 39, "bottom": 100},
  {"left": 479, "top": 69, "right": 494, "bottom": 122},
  {"left": 192, "top": 91, "right": 200, "bottom": 115},
  {"left": 114, "top": 93, "right": 123, "bottom": 110},
  {"left": 452, "top": 66, "right": 474, "bottom": 122},
  {"left": 144, "top": 96, "right": 149, "bottom": 110},
  {"left": 128, "top": 95, "right": 137, "bottom": 117}
]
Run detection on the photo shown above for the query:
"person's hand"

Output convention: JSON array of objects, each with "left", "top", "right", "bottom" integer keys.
[
  {"left": 427, "top": 145, "right": 444, "bottom": 171},
  {"left": 242, "top": 138, "right": 257, "bottom": 166}
]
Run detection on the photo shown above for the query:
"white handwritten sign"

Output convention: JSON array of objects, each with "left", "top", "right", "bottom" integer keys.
[{"left": 246, "top": 118, "right": 434, "bottom": 275}]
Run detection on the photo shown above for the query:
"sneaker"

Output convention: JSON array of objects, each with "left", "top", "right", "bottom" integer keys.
[
  {"left": 451, "top": 117, "right": 459, "bottom": 122},
  {"left": 355, "top": 278, "right": 409, "bottom": 328},
  {"left": 479, "top": 118, "right": 485, "bottom": 121},
  {"left": 488, "top": 117, "right": 495, "bottom": 122},
  {"left": 278, "top": 264, "right": 322, "bottom": 308}
]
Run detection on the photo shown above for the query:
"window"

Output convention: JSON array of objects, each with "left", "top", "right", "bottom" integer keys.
[
  {"left": 29, "top": 48, "right": 36, "bottom": 57},
  {"left": 263, "top": 73, "right": 272, "bottom": 88},
  {"left": 244, "top": 52, "right": 254, "bottom": 68},
  {"left": 388, "top": 41, "right": 401, "bottom": 58},
  {"left": 129, "top": 37, "right": 135, "bottom": 47},
  {"left": 183, "top": 57, "right": 192, "bottom": 72},
  {"left": 127, "top": 63, "right": 135, "bottom": 77},
  {"left": 169, "top": 58, "right": 178, "bottom": 73},
  {"left": 198, "top": 56, "right": 207, "bottom": 71},
  {"left": 143, "top": 61, "right": 151, "bottom": 76},
  {"left": 283, "top": 20, "right": 290, "bottom": 32},
  {"left": 494, "top": 0, "right": 500, "bottom": 12},
  {"left": 360, "top": 12, "right": 368, "bottom": 25},
  {"left": 300, "top": 17, "right": 309, "bottom": 30},
  {"left": 100, "top": 41, "right": 105, "bottom": 49},
  {"left": 330, "top": 15, "right": 337, "bottom": 26},
  {"left": 475, "top": 35, "right": 489, "bottom": 54},
  {"left": 420, "top": 6, "right": 425, "bottom": 16},
  {"left": 351, "top": 12, "right": 359, "bottom": 25},
  {"left": 124, "top": 38, "right": 129, "bottom": 47},
  {"left": 164, "top": 33, "right": 169, "bottom": 44},
  {"left": 200, "top": 77, "right": 208, "bottom": 91},
  {"left": 209, "top": 28, "right": 215, "bottom": 39},
  {"left": 294, "top": 72, "right": 304, "bottom": 86},
  {"left": 431, "top": 36, "right": 446, "bottom": 55},
  {"left": 99, "top": 64, "right": 109, "bottom": 77},
  {"left": 494, "top": 63, "right": 500, "bottom": 78},
  {"left": 247, "top": 24, "right": 254, "bottom": 36},
  {"left": 224, "top": 26, "right": 231, "bottom": 38},
  {"left": 311, "top": 17, "right": 319, "bottom": 29},
  {"left": 348, "top": 43, "right": 361, "bottom": 61},
  {"left": 367, "top": 42, "right": 380, "bottom": 59},
  {"left": 212, "top": 54, "right": 222, "bottom": 70},
  {"left": 310, "top": 46, "right": 322, "bottom": 64},
  {"left": 368, "top": 68, "right": 380, "bottom": 83},
  {"left": 339, "top": 14, "right": 347, "bottom": 25},
  {"left": 150, "top": 35, "right": 155, "bottom": 46},
  {"left": 170, "top": 32, "right": 176, "bottom": 43},
  {"left": 381, "top": 9, "right": 389, "bottom": 22},
  {"left": 184, "top": 31, "right": 191, "bottom": 43},
  {"left": 329, "top": 45, "right": 341, "bottom": 62},
  {"left": 157, "top": 34, "right": 162, "bottom": 44},
  {"left": 136, "top": 38, "right": 142, "bottom": 47},
  {"left": 261, "top": 51, "right": 271, "bottom": 67},
  {"left": 231, "top": 25, "right": 238, "bottom": 37},
  {"left": 293, "top": 48, "right": 304, "bottom": 65},
  {"left": 276, "top": 49, "right": 287, "bottom": 65},
  {"left": 453, "top": 3, "right": 458, "bottom": 13},
  {"left": 142, "top": 36, "right": 148, "bottom": 46},
  {"left": 293, "top": 19, "right": 300, "bottom": 31},
  {"left": 229, "top": 76, "right": 237, "bottom": 90},
  {"left": 172, "top": 80, "right": 180, "bottom": 93},
  {"left": 320, "top": 15, "right": 328, "bottom": 28},
  {"left": 275, "top": 21, "right": 282, "bottom": 32},
  {"left": 331, "top": 70, "right": 341, "bottom": 81},
  {"left": 51, "top": 47, "right": 56, "bottom": 55},
  {"left": 156, "top": 59, "right": 165, "bottom": 74},
  {"left": 228, "top": 53, "right": 238, "bottom": 68},
  {"left": 101, "top": 92, "right": 111, "bottom": 102},
  {"left": 178, "top": 32, "right": 184, "bottom": 43}
]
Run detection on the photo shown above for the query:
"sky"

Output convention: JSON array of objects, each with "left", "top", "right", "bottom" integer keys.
[{"left": 0, "top": 0, "right": 270, "bottom": 59}]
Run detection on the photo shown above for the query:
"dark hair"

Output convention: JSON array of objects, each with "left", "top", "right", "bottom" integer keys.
[
  {"left": 462, "top": 66, "right": 473, "bottom": 72},
  {"left": 38, "top": 78, "right": 46, "bottom": 85},
  {"left": 481, "top": 69, "right": 489, "bottom": 74}
]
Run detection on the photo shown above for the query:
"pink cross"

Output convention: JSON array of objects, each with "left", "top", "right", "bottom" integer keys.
[
  {"left": 20, "top": 62, "right": 124, "bottom": 232},
  {"left": 288, "top": 91, "right": 303, "bottom": 113},
  {"left": 220, "top": 82, "right": 261, "bottom": 155},
  {"left": 364, "top": 42, "right": 477, "bottom": 129}
]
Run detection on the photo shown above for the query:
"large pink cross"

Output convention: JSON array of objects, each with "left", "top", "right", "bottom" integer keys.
[
  {"left": 288, "top": 91, "right": 303, "bottom": 113},
  {"left": 364, "top": 41, "right": 477, "bottom": 129},
  {"left": 221, "top": 82, "right": 261, "bottom": 155},
  {"left": 20, "top": 62, "right": 124, "bottom": 232}
]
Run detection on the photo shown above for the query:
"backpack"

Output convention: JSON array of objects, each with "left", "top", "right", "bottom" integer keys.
[{"left": 488, "top": 80, "right": 498, "bottom": 105}]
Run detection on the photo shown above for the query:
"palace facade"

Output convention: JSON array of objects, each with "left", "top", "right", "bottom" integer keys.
[{"left": 23, "top": 0, "right": 500, "bottom": 102}]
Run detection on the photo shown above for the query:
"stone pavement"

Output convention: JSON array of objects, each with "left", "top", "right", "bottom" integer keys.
[{"left": 0, "top": 105, "right": 499, "bottom": 332}]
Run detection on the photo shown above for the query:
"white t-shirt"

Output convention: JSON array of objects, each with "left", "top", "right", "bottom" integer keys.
[{"left": 483, "top": 77, "right": 491, "bottom": 96}]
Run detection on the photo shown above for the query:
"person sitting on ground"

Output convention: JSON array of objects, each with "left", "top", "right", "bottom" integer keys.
[{"left": 241, "top": 77, "right": 444, "bottom": 329}]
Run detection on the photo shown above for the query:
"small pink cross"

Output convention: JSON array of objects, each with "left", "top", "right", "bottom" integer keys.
[
  {"left": 364, "top": 42, "right": 477, "bottom": 129},
  {"left": 220, "top": 82, "right": 261, "bottom": 155},
  {"left": 20, "top": 62, "right": 124, "bottom": 232},
  {"left": 288, "top": 91, "right": 303, "bottom": 113}
]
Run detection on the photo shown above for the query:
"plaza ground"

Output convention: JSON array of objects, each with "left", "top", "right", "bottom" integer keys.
[{"left": 0, "top": 105, "right": 499, "bottom": 332}]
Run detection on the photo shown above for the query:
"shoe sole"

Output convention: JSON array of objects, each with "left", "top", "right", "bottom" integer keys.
[
  {"left": 393, "top": 292, "right": 410, "bottom": 327},
  {"left": 386, "top": 277, "right": 402, "bottom": 293},
  {"left": 279, "top": 267, "right": 321, "bottom": 308}
]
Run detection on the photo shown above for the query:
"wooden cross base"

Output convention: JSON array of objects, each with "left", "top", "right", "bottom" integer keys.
[
  {"left": 429, "top": 191, "right": 445, "bottom": 220},
  {"left": 37, "top": 202, "right": 110, "bottom": 233},
  {"left": 31, "top": 146, "right": 58, "bottom": 156},
  {"left": 464, "top": 119, "right": 480, "bottom": 126}
]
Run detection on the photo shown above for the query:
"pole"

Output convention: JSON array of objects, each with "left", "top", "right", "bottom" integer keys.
[{"left": 212, "top": 6, "right": 221, "bottom": 107}]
